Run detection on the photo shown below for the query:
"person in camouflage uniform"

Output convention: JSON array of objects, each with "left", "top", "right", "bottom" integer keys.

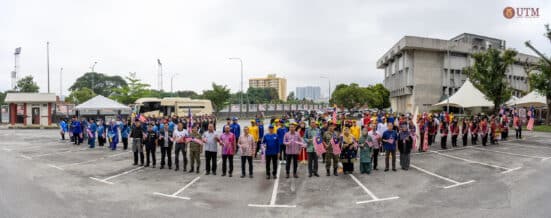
[
  {"left": 323, "top": 123, "right": 340, "bottom": 176},
  {"left": 188, "top": 125, "right": 203, "bottom": 174}
]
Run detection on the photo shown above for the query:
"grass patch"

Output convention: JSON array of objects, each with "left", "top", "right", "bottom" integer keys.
[{"left": 523, "top": 125, "right": 551, "bottom": 132}]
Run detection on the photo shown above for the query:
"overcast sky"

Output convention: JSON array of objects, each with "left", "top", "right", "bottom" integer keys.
[{"left": 1, "top": 0, "right": 550, "bottom": 97}]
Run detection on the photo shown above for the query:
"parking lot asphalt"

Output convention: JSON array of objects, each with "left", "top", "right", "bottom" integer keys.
[{"left": 0, "top": 129, "right": 551, "bottom": 218}]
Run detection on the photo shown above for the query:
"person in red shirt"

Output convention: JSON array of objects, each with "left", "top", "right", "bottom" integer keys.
[
  {"left": 502, "top": 115, "right": 509, "bottom": 141},
  {"left": 440, "top": 120, "right": 449, "bottom": 149},
  {"left": 490, "top": 117, "right": 497, "bottom": 145},
  {"left": 470, "top": 118, "right": 479, "bottom": 145},
  {"left": 461, "top": 118, "right": 469, "bottom": 146},
  {"left": 480, "top": 117, "right": 489, "bottom": 146},
  {"left": 450, "top": 118, "right": 460, "bottom": 147},
  {"left": 514, "top": 113, "right": 522, "bottom": 139}
]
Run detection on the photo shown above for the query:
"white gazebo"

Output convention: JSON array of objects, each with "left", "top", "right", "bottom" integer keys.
[
  {"left": 433, "top": 79, "right": 494, "bottom": 108},
  {"left": 511, "top": 91, "right": 547, "bottom": 108},
  {"left": 505, "top": 96, "right": 520, "bottom": 106},
  {"left": 75, "top": 95, "right": 132, "bottom": 117}
]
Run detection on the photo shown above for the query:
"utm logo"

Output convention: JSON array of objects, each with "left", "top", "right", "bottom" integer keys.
[{"left": 503, "top": 6, "right": 540, "bottom": 19}]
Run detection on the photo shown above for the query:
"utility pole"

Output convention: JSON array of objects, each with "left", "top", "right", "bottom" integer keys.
[
  {"left": 229, "top": 58, "right": 244, "bottom": 117},
  {"left": 59, "top": 67, "right": 63, "bottom": 98},
  {"left": 47, "top": 41, "right": 50, "bottom": 93}
]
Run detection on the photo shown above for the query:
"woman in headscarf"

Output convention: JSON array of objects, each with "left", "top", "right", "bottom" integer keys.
[{"left": 340, "top": 127, "right": 357, "bottom": 174}]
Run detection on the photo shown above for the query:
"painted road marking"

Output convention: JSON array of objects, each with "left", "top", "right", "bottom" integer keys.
[
  {"left": 248, "top": 162, "right": 297, "bottom": 208},
  {"left": 431, "top": 151, "right": 521, "bottom": 174},
  {"left": 409, "top": 163, "right": 475, "bottom": 189},
  {"left": 90, "top": 166, "right": 144, "bottom": 185},
  {"left": 470, "top": 147, "right": 551, "bottom": 161},
  {"left": 48, "top": 151, "right": 131, "bottom": 171},
  {"left": 349, "top": 174, "right": 399, "bottom": 204},
  {"left": 152, "top": 160, "right": 221, "bottom": 200}
]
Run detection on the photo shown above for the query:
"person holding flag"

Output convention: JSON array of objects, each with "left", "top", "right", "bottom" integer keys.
[
  {"left": 173, "top": 122, "right": 189, "bottom": 172},
  {"left": 304, "top": 120, "right": 321, "bottom": 177},
  {"left": 283, "top": 122, "right": 303, "bottom": 178},
  {"left": 382, "top": 122, "right": 398, "bottom": 172},
  {"left": 323, "top": 123, "right": 340, "bottom": 176},
  {"left": 358, "top": 126, "right": 373, "bottom": 174},
  {"left": 340, "top": 127, "right": 357, "bottom": 174},
  {"left": 188, "top": 124, "right": 203, "bottom": 173},
  {"left": 220, "top": 125, "right": 236, "bottom": 177},
  {"left": 239, "top": 126, "right": 256, "bottom": 178},
  {"left": 262, "top": 125, "right": 279, "bottom": 179}
]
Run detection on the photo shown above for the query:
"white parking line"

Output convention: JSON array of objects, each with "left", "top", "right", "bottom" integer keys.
[
  {"left": 248, "top": 163, "right": 297, "bottom": 208},
  {"left": 470, "top": 147, "right": 551, "bottom": 161},
  {"left": 408, "top": 164, "right": 475, "bottom": 189},
  {"left": 504, "top": 143, "right": 551, "bottom": 150},
  {"left": 431, "top": 151, "right": 521, "bottom": 174},
  {"left": 153, "top": 160, "right": 221, "bottom": 200},
  {"left": 349, "top": 174, "right": 399, "bottom": 204},
  {"left": 90, "top": 166, "right": 144, "bottom": 185},
  {"left": 48, "top": 151, "right": 131, "bottom": 171}
]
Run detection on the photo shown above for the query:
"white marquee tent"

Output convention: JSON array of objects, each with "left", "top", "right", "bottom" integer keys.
[
  {"left": 75, "top": 95, "right": 131, "bottom": 115},
  {"left": 511, "top": 91, "right": 547, "bottom": 108},
  {"left": 505, "top": 96, "right": 519, "bottom": 106},
  {"left": 433, "top": 79, "right": 494, "bottom": 108}
]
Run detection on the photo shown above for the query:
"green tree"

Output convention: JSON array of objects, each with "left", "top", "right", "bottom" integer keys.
[
  {"left": 202, "top": 83, "right": 231, "bottom": 114},
  {"left": 69, "top": 72, "right": 127, "bottom": 97},
  {"left": 175, "top": 90, "right": 200, "bottom": 98},
  {"left": 66, "top": 87, "right": 96, "bottom": 104},
  {"left": 465, "top": 48, "right": 517, "bottom": 112},
  {"left": 16, "top": 76, "right": 40, "bottom": 92},
  {"left": 110, "top": 73, "right": 152, "bottom": 104},
  {"left": 246, "top": 87, "right": 279, "bottom": 103},
  {"left": 330, "top": 83, "right": 369, "bottom": 111},
  {"left": 366, "top": 84, "right": 391, "bottom": 109},
  {"left": 286, "top": 91, "right": 296, "bottom": 103},
  {"left": 528, "top": 60, "right": 551, "bottom": 124}
]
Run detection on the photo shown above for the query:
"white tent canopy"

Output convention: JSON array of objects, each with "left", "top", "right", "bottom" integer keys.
[
  {"left": 433, "top": 79, "right": 494, "bottom": 108},
  {"left": 512, "top": 91, "right": 547, "bottom": 108},
  {"left": 505, "top": 96, "right": 519, "bottom": 106},
  {"left": 75, "top": 95, "right": 131, "bottom": 115}
]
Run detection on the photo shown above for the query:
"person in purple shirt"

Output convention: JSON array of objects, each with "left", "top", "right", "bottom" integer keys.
[
  {"left": 381, "top": 122, "right": 398, "bottom": 172},
  {"left": 283, "top": 122, "right": 302, "bottom": 178}
]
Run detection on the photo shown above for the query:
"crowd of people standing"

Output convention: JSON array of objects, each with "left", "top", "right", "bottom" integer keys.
[{"left": 57, "top": 106, "right": 533, "bottom": 179}]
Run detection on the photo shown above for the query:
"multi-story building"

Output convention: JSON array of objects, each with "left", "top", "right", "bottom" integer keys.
[
  {"left": 249, "top": 74, "right": 287, "bottom": 101},
  {"left": 296, "top": 86, "right": 321, "bottom": 101},
  {"left": 377, "top": 33, "right": 539, "bottom": 113}
]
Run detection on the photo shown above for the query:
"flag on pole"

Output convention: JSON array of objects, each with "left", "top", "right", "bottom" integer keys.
[
  {"left": 188, "top": 107, "right": 193, "bottom": 129},
  {"left": 332, "top": 104, "right": 337, "bottom": 124}
]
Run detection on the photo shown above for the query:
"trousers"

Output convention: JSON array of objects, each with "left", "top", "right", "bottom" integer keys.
[
  {"left": 241, "top": 156, "right": 253, "bottom": 176},
  {"left": 265, "top": 155, "right": 278, "bottom": 176},
  {"left": 222, "top": 155, "right": 234, "bottom": 175},
  {"left": 286, "top": 154, "right": 298, "bottom": 175},
  {"left": 307, "top": 152, "right": 318, "bottom": 174},
  {"left": 399, "top": 153, "right": 410, "bottom": 170},
  {"left": 360, "top": 162, "right": 372, "bottom": 174},
  {"left": 205, "top": 151, "right": 217, "bottom": 173},
  {"left": 145, "top": 144, "right": 156, "bottom": 166},
  {"left": 132, "top": 138, "right": 144, "bottom": 165},
  {"left": 190, "top": 150, "right": 201, "bottom": 170},
  {"left": 325, "top": 153, "right": 339, "bottom": 170},
  {"left": 160, "top": 146, "right": 172, "bottom": 168},
  {"left": 372, "top": 148, "right": 380, "bottom": 169},
  {"left": 462, "top": 133, "right": 468, "bottom": 146},
  {"left": 385, "top": 149, "right": 396, "bottom": 170},
  {"left": 174, "top": 143, "right": 187, "bottom": 170},
  {"left": 451, "top": 135, "right": 458, "bottom": 147},
  {"left": 122, "top": 137, "right": 128, "bottom": 150}
]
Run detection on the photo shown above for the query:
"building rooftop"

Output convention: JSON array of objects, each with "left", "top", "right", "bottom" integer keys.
[{"left": 5, "top": 93, "right": 57, "bottom": 103}]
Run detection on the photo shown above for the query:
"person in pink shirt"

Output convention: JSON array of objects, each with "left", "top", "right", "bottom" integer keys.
[
  {"left": 284, "top": 122, "right": 303, "bottom": 178},
  {"left": 368, "top": 123, "right": 381, "bottom": 170},
  {"left": 239, "top": 126, "right": 256, "bottom": 178},
  {"left": 219, "top": 125, "right": 236, "bottom": 177}
]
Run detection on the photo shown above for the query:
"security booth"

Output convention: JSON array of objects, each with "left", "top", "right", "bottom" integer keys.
[{"left": 5, "top": 93, "right": 57, "bottom": 127}]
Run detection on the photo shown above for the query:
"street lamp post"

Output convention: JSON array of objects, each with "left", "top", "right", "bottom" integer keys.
[
  {"left": 320, "top": 76, "right": 331, "bottom": 101},
  {"left": 229, "top": 57, "right": 243, "bottom": 117},
  {"left": 171, "top": 73, "right": 180, "bottom": 96},
  {"left": 46, "top": 42, "right": 50, "bottom": 93},
  {"left": 446, "top": 42, "right": 457, "bottom": 114},
  {"left": 90, "top": 61, "right": 98, "bottom": 91}
]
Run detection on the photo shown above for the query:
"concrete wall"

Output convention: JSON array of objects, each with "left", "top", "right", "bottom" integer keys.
[
  {"left": 412, "top": 50, "right": 444, "bottom": 113},
  {"left": 25, "top": 103, "right": 50, "bottom": 125}
]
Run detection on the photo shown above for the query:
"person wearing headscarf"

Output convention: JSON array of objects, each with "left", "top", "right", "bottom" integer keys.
[
  {"left": 108, "top": 119, "right": 119, "bottom": 151},
  {"left": 398, "top": 121, "right": 412, "bottom": 170},
  {"left": 461, "top": 118, "right": 469, "bottom": 146},
  {"left": 340, "top": 127, "right": 357, "bottom": 174},
  {"left": 358, "top": 126, "right": 373, "bottom": 174},
  {"left": 450, "top": 118, "right": 459, "bottom": 147},
  {"left": 87, "top": 119, "right": 97, "bottom": 148}
]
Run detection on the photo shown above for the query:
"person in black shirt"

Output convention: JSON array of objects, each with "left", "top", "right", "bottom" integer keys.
[
  {"left": 144, "top": 125, "right": 158, "bottom": 168},
  {"left": 130, "top": 121, "right": 145, "bottom": 166}
]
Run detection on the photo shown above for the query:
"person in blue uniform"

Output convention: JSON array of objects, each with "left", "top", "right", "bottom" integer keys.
[
  {"left": 121, "top": 120, "right": 130, "bottom": 150},
  {"left": 71, "top": 116, "right": 82, "bottom": 145},
  {"left": 108, "top": 120, "right": 119, "bottom": 151},
  {"left": 87, "top": 119, "right": 97, "bottom": 148},
  {"left": 262, "top": 125, "right": 279, "bottom": 179},
  {"left": 59, "top": 119, "right": 68, "bottom": 140},
  {"left": 97, "top": 120, "right": 106, "bottom": 147},
  {"left": 255, "top": 119, "right": 264, "bottom": 158},
  {"left": 277, "top": 120, "right": 288, "bottom": 163},
  {"left": 382, "top": 122, "right": 398, "bottom": 172}
]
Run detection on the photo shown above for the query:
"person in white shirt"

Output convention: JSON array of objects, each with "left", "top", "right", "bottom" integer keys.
[
  {"left": 173, "top": 122, "right": 189, "bottom": 172},
  {"left": 239, "top": 126, "right": 256, "bottom": 178},
  {"left": 202, "top": 124, "right": 220, "bottom": 175}
]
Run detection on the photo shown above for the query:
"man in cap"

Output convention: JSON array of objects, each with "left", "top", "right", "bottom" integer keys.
[
  {"left": 188, "top": 124, "right": 203, "bottom": 173},
  {"left": 262, "top": 125, "right": 279, "bottom": 179},
  {"left": 323, "top": 123, "right": 340, "bottom": 176}
]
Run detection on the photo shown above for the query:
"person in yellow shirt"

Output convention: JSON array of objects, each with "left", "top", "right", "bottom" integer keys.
[
  {"left": 350, "top": 121, "right": 361, "bottom": 140},
  {"left": 274, "top": 119, "right": 280, "bottom": 133},
  {"left": 249, "top": 120, "right": 259, "bottom": 143}
]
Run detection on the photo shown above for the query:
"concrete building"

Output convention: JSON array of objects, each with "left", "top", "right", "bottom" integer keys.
[
  {"left": 5, "top": 93, "right": 57, "bottom": 127},
  {"left": 377, "top": 33, "right": 540, "bottom": 113},
  {"left": 249, "top": 74, "right": 287, "bottom": 101},
  {"left": 296, "top": 86, "right": 321, "bottom": 101}
]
